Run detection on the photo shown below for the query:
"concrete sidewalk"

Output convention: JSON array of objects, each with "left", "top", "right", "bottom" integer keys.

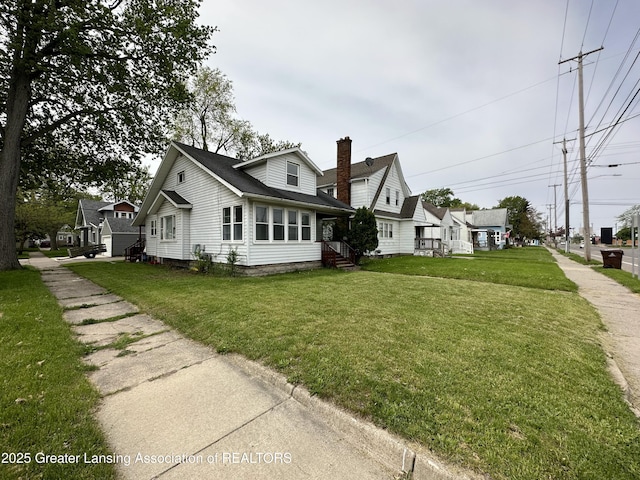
[
  {"left": 24, "top": 252, "right": 472, "bottom": 480},
  {"left": 548, "top": 248, "right": 640, "bottom": 414}
]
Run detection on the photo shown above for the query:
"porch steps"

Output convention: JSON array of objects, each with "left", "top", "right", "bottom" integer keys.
[{"left": 334, "top": 254, "right": 357, "bottom": 270}]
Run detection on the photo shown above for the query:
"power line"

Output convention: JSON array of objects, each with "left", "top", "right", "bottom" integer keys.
[{"left": 407, "top": 136, "right": 555, "bottom": 179}]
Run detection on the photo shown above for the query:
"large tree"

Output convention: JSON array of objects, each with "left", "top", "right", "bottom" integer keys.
[
  {"left": 0, "top": 0, "right": 214, "bottom": 270},
  {"left": 421, "top": 188, "right": 479, "bottom": 210},
  {"left": 171, "top": 66, "right": 300, "bottom": 160},
  {"left": 496, "top": 196, "right": 542, "bottom": 241}
]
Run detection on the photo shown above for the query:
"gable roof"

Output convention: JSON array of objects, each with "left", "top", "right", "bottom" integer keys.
[
  {"left": 318, "top": 153, "right": 397, "bottom": 187},
  {"left": 102, "top": 217, "right": 139, "bottom": 234},
  {"left": 134, "top": 142, "right": 353, "bottom": 226},
  {"left": 471, "top": 208, "right": 509, "bottom": 228},
  {"left": 237, "top": 147, "right": 323, "bottom": 176},
  {"left": 76, "top": 199, "right": 111, "bottom": 228},
  {"left": 422, "top": 202, "right": 447, "bottom": 220}
]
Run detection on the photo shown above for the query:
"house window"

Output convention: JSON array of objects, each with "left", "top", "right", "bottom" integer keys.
[
  {"left": 255, "top": 206, "right": 269, "bottom": 241},
  {"left": 223, "top": 206, "right": 243, "bottom": 241},
  {"left": 150, "top": 220, "right": 157, "bottom": 237},
  {"left": 161, "top": 215, "right": 175, "bottom": 240},
  {"left": 177, "top": 171, "right": 185, "bottom": 183},
  {"left": 288, "top": 210, "right": 298, "bottom": 241},
  {"left": 234, "top": 206, "right": 243, "bottom": 240},
  {"left": 378, "top": 222, "right": 393, "bottom": 239},
  {"left": 301, "top": 213, "right": 311, "bottom": 240},
  {"left": 327, "top": 187, "right": 334, "bottom": 197},
  {"left": 385, "top": 188, "right": 390, "bottom": 205},
  {"left": 273, "top": 208, "right": 285, "bottom": 240},
  {"left": 286, "top": 162, "right": 299, "bottom": 187},
  {"left": 395, "top": 190, "right": 399, "bottom": 206},
  {"left": 222, "top": 207, "right": 231, "bottom": 241}
]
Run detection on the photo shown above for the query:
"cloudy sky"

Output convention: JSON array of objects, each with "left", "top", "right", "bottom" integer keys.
[{"left": 187, "top": 0, "right": 640, "bottom": 234}]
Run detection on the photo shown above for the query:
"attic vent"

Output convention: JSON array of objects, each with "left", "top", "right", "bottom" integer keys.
[{"left": 365, "top": 157, "right": 374, "bottom": 167}]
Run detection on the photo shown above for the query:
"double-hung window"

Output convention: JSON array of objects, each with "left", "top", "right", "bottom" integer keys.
[
  {"left": 255, "top": 206, "right": 269, "bottom": 241},
  {"left": 233, "top": 206, "right": 243, "bottom": 240},
  {"left": 286, "top": 162, "right": 299, "bottom": 187},
  {"left": 273, "top": 208, "right": 285, "bottom": 240},
  {"left": 385, "top": 188, "right": 391, "bottom": 205},
  {"left": 223, "top": 206, "right": 243, "bottom": 241},
  {"left": 288, "top": 210, "right": 298, "bottom": 241},
  {"left": 161, "top": 215, "right": 175, "bottom": 240},
  {"left": 150, "top": 220, "right": 157, "bottom": 237},
  {"left": 301, "top": 213, "right": 311, "bottom": 240}
]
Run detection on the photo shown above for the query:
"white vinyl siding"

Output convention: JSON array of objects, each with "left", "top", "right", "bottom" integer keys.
[
  {"left": 263, "top": 153, "right": 317, "bottom": 195},
  {"left": 247, "top": 202, "right": 318, "bottom": 265}
]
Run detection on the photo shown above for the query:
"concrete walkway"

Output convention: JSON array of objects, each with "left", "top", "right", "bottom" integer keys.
[
  {"left": 24, "top": 252, "right": 473, "bottom": 480},
  {"left": 548, "top": 248, "right": 640, "bottom": 414}
]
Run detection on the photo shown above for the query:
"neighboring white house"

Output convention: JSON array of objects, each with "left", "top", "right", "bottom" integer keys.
[
  {"left": 132, "top": 141, "right": 353, "bottom": 273},
  {"left": 74, "top": 199, "right": 142, "bottom": 256},
  {"left": 319, "top": 138, "right": 424, "bottom": 256}
]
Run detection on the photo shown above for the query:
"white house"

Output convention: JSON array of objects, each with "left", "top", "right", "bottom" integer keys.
[{"left": 132, "top": 141, "right": 353, "bottom": 274}]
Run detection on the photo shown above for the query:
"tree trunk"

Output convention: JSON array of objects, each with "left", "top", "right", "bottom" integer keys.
[{"left": 0, "top": 72, "right": 31, "bottom": 271}]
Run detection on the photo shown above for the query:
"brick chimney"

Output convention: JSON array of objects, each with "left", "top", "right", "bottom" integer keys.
[{"left": 336, "top": 136, "right": 352, "bottom": 205}]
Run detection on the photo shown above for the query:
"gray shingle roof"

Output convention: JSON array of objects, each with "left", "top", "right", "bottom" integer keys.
[
  {"left": 103, "top": 217, "right": 139, "bottom": 233},
  {"left": 174, "top": 142, "right": 353, "bottom": 212},
  {"left": 162, "top": 190, "right": 191, "bottom": 206},
  {"left": 471, "top": 209, "right": 508, "bottom": 227},
  {"left": 319, "top": 153, "right": 396, "bottom": 186},
  {"left": 78, "top": 199, "right": 111, "bottom": 227}
]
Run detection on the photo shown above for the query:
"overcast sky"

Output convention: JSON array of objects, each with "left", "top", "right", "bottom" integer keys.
[{"left": 184, "top": 0, "right": 640, "bottom": 235}]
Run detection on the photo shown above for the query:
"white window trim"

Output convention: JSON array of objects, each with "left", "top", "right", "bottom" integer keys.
[
  {"left": 160, "top": 214, "right": 176, "bottom": 241},
  {"left": 253, "top": 206, "right": 313, "bottom": 243},
  {"left": 286, "top": 161, "right": 300, "bottom": 188},
  {"left": 177, "top": 171, "right": 186, "bottom": 184},
  {"left": 222, "top": 206, "right": 244, "bottom": 242}
]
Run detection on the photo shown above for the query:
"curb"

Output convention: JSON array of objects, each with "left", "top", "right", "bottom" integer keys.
[
  {"left": 605, "top": 354, "right": 640, "bottom": 418},
  {"left": 225, "top": 353, "right": 482, "bottom": 480}
]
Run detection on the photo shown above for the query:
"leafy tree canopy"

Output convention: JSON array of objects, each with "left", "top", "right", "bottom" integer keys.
[
  {"left": 0, "top": 0, "right": 215, "bottom": 270},
  {"left": 495, "top": 196, "right": 543, "bottom": 240},
  {"left": 421, "top": 188, "right": 479, "bottom": 210},
  {"left": 616, "top": 204, "right": 640, "bottom": 228},
  {"left": 171, "top": 66, "right": 300, "bottom": 160},
  {"left": 347, "top": 207, "right": 378, "bottom": 263}
]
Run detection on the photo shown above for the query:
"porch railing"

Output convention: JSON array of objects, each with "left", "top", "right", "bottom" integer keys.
[
  {"left": 414, "top": 238, "right": 441, "bottom": 250},
  {"left": 124, "top": 238, "right": 145, "bottom": 262},
  {"left": 450, "top": 239, "right": 474, "bottom": 254},
  {"left": 321, "top": 241, "right": 356, "bottom": 267}
]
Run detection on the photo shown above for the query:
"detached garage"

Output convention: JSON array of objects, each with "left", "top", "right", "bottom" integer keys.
[{"left": 102, "top": 217, "right": 143, "bottom": 257}]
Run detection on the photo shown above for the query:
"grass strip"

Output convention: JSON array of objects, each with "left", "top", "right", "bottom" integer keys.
[
  {"left": 361, "top": 247, "right": 578, "bottom": 291},
  {"left": 68, "top": 255, "right": 640, "bottom": 480},
  {"left": 0, "top": 268, "right": 116, "bottom": 480}
]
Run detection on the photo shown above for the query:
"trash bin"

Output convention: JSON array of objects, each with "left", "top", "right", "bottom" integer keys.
[{"left": 601, "top": 249, "right": 624, "bottom": 269}]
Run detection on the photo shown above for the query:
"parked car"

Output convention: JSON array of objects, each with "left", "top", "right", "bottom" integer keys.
[
  {"left": 579, "top": 242, "right": 585, "bottom": 249},
  {"left": 39, "top": 240, "right": 50, "bottom": 248}
]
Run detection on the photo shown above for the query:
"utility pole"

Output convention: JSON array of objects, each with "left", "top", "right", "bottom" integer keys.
[
  {"left": 553, "top": 138, "right": 574, "bottom": 253},
  {"left": 559, "top": 47, "right": 603, "bottom": 262},
  {"left": 548, "top": 183, "right": 561, "bottom": 238}
]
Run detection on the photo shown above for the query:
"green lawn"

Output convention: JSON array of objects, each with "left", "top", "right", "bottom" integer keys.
[
  {"left": 67, "top": 248, "right": 640, "bottom": 480},
  {"left": 361, "top": 247, "right": 577, "bottom": 291},
  {"left": 0, "top": 269, "right": 116, "bottom": 480}
]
